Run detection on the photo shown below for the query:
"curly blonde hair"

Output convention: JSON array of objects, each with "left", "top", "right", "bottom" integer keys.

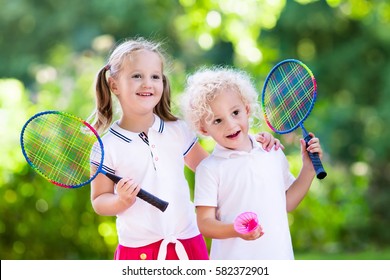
[{"left": 180, "top": 66, "right": 261, "bottom": 133}]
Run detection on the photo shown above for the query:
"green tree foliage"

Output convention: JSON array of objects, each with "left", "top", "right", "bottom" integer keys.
[
  {"left": 1, "top": 0, "right": 390, "bottom": 259},
  {"left": 270, "top": 0, "right": 390, "bottom": 251}
]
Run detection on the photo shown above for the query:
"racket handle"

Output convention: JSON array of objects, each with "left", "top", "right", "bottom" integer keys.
[
  {"left": 137, "top": 189, "right": 169, "bottom": 212},
  {"left": 304, "top": 134, "right": 327, "bottom": 180},
  {"left": 104, "top": 172, "right": 169, "bottom": 212}
]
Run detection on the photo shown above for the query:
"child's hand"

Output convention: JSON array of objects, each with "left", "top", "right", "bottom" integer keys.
[
  {"left": 116, "top": 178, "right": 140, "bottom": 207},
  {"left": 239, "top": 225, "right": 264, "bottom": 241},
  {"left": 301, "top": 133, "right": 323, "bottom": 169},
  {"left": 256, "top": 132, "right": 284, "bottom": 151}
]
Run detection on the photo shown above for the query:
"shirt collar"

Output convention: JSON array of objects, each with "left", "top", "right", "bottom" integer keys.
[
  {"left": 211, "top": 134, "right": 265, "bottom": 159},
  {"left": 109, "top": 114, "right": 165, "bottom": 143},
  {"left": 150, "top": 114, "right": 165, "bottom": 133}
]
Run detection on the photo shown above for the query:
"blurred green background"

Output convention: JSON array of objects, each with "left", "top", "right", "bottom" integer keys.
[{"left": 1, "top": 0, "right": 390, "bottom": 260}]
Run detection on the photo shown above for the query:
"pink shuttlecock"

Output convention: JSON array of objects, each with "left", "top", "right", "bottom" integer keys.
[{"left": 233, "top": 212, "right": 259, "bottom": 234}]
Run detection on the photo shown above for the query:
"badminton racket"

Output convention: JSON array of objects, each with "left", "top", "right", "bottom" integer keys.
[
  {"left": 20, "top": 110, "right": 169, "bottom": 212},
  {"left": 261, "top": 59, "right": 327, "bottom": 179}
]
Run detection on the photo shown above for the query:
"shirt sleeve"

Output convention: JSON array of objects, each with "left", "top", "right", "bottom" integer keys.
[
  {"left": 194, "top": 159, "right": 219, "bottom": 207},
  {"left": 279, "top": 150, "right": 296, "bottom": 191},
  {"left": 96, "top": 136, "right": 116, "bottom": 175},
  {"left": 90, "top": 141, "right": 103, "bottom": 169},
  {"left": 177, "top": 120, "right": 198, "bottom": 156}
]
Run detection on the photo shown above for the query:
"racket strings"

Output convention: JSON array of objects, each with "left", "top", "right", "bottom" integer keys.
[
  {"left": 23, "top": 113, "right": 102, "bottom": 187},
  {"left": 264, "top": 63, "right": 315, "bottom": 132}
]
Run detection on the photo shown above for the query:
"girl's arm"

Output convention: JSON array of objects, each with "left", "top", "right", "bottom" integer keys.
[
  {"left": 91, "top": 173, "right": 140, "bottom": 216},
  {"left": 255, "top": 132, "right": 284, "bottom": 151},
  {"left": 184, "top": 142, "right": 209, "bottom": 172},
  {"left": 286, "top": 134, "right": 322, "bottom": 212},
  {"left": 196, "top": 206, "right": 263, "bottom": 240},
  {"left": 185, "top": 132, "right": 283, "bottom": 172}
]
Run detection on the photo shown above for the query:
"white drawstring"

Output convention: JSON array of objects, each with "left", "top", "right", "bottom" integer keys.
[{"left": 157, "top": 236, "right": 189, "bottom": 260}]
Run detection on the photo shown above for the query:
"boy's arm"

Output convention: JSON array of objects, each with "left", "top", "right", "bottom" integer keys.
[
  {"left": 286, "top": 135, "right": 322, "bottom": 212},
  {"left": 285, "top": 165, "right": 315, "bottom": 212},
  {"left": 185, "top": 133, "right": 282, "bottom": 172},
  {"left": 196, "top": 206, "right": 263, "bottom": 240}
]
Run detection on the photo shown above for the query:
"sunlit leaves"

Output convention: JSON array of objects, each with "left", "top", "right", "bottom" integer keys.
[
  {"left": 1, "top": 0, "right": 390, "bottom": 260},
  {"left": 175, "top": 0, "right": 286, "bottom": 67}
]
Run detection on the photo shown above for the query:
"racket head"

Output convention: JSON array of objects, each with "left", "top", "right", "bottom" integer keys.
[
  {"left": 20, "top": 111, "right": 104, "bottom": 188},
  {"left": 261, "top": 59, "right": 317, "bottom": 134}
]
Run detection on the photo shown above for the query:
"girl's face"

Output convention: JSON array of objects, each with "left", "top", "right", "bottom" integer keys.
[
  {"left": 200, "top": 88, "right": 252, "bottom": 152},
  {"left": 110, "top": 49, "right": 164, "bottom": 117}
]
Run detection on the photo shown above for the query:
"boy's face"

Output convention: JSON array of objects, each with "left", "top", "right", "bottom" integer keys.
[{"left": 200, "top": 88, "right": 252, "bottom": 151}]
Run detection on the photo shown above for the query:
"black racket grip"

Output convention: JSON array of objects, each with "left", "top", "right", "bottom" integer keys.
[
  {"left": 304, "top": 134, "right": 327, "bottom": 180},
  {"left": 137, "top": 189, "right": 169, "bottom": 212},
  {"left": 104, "top": 172, "right": 169, "bottom": 212}
]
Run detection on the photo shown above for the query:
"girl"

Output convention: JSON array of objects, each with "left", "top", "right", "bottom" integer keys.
[
  {"left": 181, "top": 66, "right": 323, "bottom": 259},
  {"left": 88, "top": 38, "right": 280, "bottom": 260}
]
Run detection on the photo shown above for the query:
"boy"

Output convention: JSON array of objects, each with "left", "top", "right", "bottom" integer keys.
[{"left": 181, "top": 67, "right": 323, "bottom": 259}]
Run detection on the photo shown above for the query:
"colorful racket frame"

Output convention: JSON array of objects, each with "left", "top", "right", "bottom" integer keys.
[
  {"left": 261, "top": 59, "right": 327, "bottom": 179},
  {"left": 20, "top": 110, "right": 170, "bottom": 211},
  {"left": 20, "top": 110, "right": 104, "bottom": 188},
  {"left": 261, "top": 58, "right": 317, "bottom": 134}
]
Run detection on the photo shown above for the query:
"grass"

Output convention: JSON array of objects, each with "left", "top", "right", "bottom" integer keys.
[{"left": 295, "top": 248, "right": 390, "bottom": 260}]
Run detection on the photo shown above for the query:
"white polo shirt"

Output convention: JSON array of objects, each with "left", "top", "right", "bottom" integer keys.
[
  {"left": 98, "top": 115, "right": 200, "bottom": 248},
  {"left": 195, "top": 135, "right": 296, "bottom": 260}
]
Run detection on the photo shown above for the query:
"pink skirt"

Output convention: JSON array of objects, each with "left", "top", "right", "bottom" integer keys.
[{"left": 114, "top": 234, "right": 209, "bottom": 260}]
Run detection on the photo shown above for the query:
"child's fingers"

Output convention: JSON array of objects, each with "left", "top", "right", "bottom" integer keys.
[
  {"left": 130, "top": 183, "right": 141, "bottom": 195},
  {"left": 255, "top": 134, "right": 271, "bottom": 151},
  {"left": 274, "top": 138, "right": 285, "bottom": 150},
  {"left": 256, "top": 133, "right": 265, "bottom": 142},
  {"left": 256, "top": 133, "right": 284, "bottom": 151},
  {"left": 309, "top": 146, "right": 323, "bottom": 158},
  {"left": 300, "top": 138, "right": 307, "bottom": 153},
  {"left": 124, "top": 180, "right": 140, "bottom": 194},
  {"left": 117, "top": 178, "right": 130, "bottom": 190},
  {"left": 306, "top": 136, "right": 322, "bottom": 153},
  {"left": 244, "top": 226, "right": 264, "bottom": 240},
  {"left": 118, "top": 178, "right": 139, "bottom": 195},
  {"left": 302, "top": 135, "right": 323, "bottom": 159}
]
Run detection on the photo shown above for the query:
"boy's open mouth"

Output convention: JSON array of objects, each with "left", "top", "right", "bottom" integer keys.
[{"left": 227, "top": 131, "right": 240, "bottom": 139}]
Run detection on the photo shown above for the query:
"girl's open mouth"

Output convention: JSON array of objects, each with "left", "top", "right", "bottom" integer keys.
[{"left": 137, "top": 92, "right": 153, "bottom": 96}]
